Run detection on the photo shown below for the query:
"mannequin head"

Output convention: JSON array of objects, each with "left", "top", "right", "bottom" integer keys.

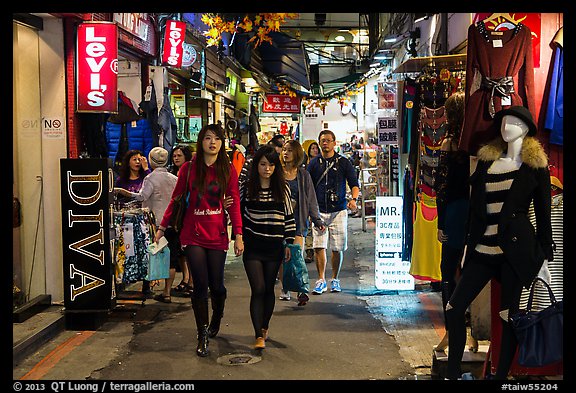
[
  {"left": 494, "top": 106, "right": 537, "bottom": 137},
  {"left": 501, "top": 115, "right": 530, "bottom": 143}
]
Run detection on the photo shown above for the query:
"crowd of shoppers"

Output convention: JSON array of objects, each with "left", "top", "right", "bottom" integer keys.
[{"left": 114, "top": 126, "right": 361, "bottom": 356}]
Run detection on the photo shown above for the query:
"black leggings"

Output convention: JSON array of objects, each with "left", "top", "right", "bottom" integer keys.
[
  {"left": 243, "top": 257, "right": 283, "bottom": 338},
  {"left": 184, "top": 246, "right": 227, "bottom": 300},
  {"left": 440, "top": 244, "right": 464, "bottom": 330},
  {"left": 445, "top": 254, "right": 523, "bottom": 380}
]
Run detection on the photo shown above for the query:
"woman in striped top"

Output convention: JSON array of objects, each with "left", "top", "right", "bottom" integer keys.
[
  {"left": 445, "top": 106, "right": 554, "bottom": 380},
  {"left": 240, "top": 145, "right": 296, "bottom": 350}
]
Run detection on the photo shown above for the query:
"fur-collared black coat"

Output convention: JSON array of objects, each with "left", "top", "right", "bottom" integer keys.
[{"left": 464, "top": 136, "right": 554, "bottom": 289}]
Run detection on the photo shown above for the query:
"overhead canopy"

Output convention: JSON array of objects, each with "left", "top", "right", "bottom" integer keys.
[
  {"left": 257, "top": 31, "right": 311, "bottom": 91},
  {"left": 318, "top": 72, "right": 364, "bottom": 96}
]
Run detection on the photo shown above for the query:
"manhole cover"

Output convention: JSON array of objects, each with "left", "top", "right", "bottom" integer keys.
[{"left": 217, "top": 353, "right": 262, "bottom": 366}]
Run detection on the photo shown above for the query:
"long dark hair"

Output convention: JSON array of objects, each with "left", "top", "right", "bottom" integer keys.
[
  {"left": 247, "top": 145, "right": 286, "bottom": 203},
  {"left": 193, "top": 124, "right": 231, "bottom": 198},
  {"left": 118, "top": 149, "right": 146, "bottom": 182}
]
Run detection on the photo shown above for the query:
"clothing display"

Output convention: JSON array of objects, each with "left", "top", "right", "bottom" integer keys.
[
  {"left": 460, "top": 21, "right": 535, "bottom": 155},
  {"left": 113, "top": 208, "right": 156, "bottom": 284},
  {"left": 409, "top": 199, "right": 442, "bottom": 282},
  {"left": 465, "top": 136, "right": 554, "bottom": 289},
  {"left": 543, "top": 27, "right": 563, "bottom": 146},
  {"left": 519, "top": 193, "right": 563, "bottom": 310}
]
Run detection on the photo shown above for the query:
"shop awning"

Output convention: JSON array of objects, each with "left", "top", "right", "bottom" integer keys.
[
  {"left": 319, "top": 72, "right": 364, "bottom": 96},
  {"left": 257, "top": 32, "right": 311, "bottom": 91}
]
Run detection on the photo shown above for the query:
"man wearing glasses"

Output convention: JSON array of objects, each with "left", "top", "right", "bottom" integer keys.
[{"left": 307, "top": 130, "right": 360, "bottom": 294}]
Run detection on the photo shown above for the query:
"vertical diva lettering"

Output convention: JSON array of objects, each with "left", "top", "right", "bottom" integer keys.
[{"left": 60, "top": 159, "right": 114, "bottom": 311}]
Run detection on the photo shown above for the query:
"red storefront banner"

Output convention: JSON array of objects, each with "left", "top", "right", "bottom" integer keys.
[
  {"left": 162, "top": 20, "right": 186, "bottom": 68},
  {"left": 262, "top": 94, "right": 301, "bottom": 113},
  {"left": 76, "top": 22, "right": 118, "bottom": 113}
]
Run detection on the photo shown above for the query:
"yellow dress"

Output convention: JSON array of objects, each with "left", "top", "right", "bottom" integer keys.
[{"left": 409, "top": 198, "right": 442, "bottom": 282}]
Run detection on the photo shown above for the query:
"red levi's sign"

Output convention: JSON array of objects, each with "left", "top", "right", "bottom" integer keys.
[
  {"left": 162, "top": 20, "right": 186, "bottom": 68},
  {"left": 76, "top": 22, "right": 118, "bottom": 113},
  {"left": 262, "top": 94, "right": 301, "bottom": 113}
]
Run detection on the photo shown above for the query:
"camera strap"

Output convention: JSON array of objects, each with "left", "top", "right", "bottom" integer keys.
[{"left": 315, "top": 157, "right": 338, "bottom": 188}]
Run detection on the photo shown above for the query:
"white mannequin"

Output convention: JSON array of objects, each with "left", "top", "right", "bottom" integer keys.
[
  {"left": 489, "top": 114, "right": 551, "bottom": 320},
  {"left": 488, "top": 114, "right": 529, "bottom": 174}
]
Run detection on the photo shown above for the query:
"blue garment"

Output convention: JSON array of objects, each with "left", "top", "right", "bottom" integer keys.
[
  {"left": 158, "top": 88, "right": 178, "bottom": 151},
  {"left": 544, "top": 44, "right": 563, "bottom": 145},
  {"left": 307, "top": 154, "right": 360, "bottom": 213},
  {"left": 106, "top": 119, "right": 155, "bottom": 166}
]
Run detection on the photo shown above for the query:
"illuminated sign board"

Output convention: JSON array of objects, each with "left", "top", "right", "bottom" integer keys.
[
  {"left": 375, "top": 196, "right": 414, "bottom": 290},
  {"left": 76, "top": 22, "right": 118, "bottom": 113}
]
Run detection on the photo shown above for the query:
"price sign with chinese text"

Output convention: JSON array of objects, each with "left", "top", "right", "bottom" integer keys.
[{"left": 375, "top": 196, "right": 414, "bottom": 290}]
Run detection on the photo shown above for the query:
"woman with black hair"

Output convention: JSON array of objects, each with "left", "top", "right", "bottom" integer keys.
[
  {"left": 240, "top": 145, "right": 296, "bottom": 349},
  {"left": 155, "top": 124, "right": 244, "bottom": 357}
]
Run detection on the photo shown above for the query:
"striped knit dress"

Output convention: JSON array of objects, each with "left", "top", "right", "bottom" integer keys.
[
  {"left": 240, "top": 185, "right": 296, "bottom": 261},
  {"left": 474, "top": 167, "right": 518, "bottom": 259}
]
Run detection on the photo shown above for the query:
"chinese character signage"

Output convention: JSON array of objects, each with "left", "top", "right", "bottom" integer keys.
[
  {"left": 375, "top": 197, "right": 414, "bottom": 290},
  {"left": 162, "top": 20, "right": 186, "bottom": 68},
  {"left": 262, "top": 94, "right": 301, "bottom": 113},
  {"left": 377, "top": 117, "right": 399, "bottom": 145},
  {"left": 76, "top": 22, "right": 118, "bottom": 113}
]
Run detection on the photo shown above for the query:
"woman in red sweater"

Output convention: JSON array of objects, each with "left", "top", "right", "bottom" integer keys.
[{"left": 155, "top": 124, "right": 244, "bottom": 357}]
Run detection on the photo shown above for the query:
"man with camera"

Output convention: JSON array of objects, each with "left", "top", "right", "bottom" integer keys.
[{"left": 307, "top": 130, "right": 360, "bottom": 294}]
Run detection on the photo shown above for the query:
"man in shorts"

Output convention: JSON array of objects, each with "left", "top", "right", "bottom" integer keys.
[{"left": 307, "top": 130, "right": 360, "bottom": 294}]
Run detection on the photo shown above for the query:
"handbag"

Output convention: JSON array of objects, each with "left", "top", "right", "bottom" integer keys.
[
  {"left": 145, "top": 239, "right": 170, "bottom": 281},
  {"left": 170, "top": 161, "right": 192, "bottom": 232},
  {"left": 282, "top": 243, "right": 309, "bottom": 294},
  {"left": 510, "top": 277, "right": 563, "bottom": 367}
]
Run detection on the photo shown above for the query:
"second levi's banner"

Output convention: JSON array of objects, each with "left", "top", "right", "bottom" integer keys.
[{"left": 162, "top": 20, "right": 186, "bottom": 68}]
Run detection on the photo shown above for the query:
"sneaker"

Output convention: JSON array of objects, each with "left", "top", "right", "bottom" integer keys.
[
  {"left": 312, "top": 279, "right": 327, "bottom": 295},
  {"left": 330, "top": 279, "right": 341, "bottom": 292},
  {"left": 279, "top": 290, "right": 291, "bottom": 300}
]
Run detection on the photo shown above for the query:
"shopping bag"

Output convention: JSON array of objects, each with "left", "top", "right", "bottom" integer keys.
[
  {"left": 282, "top": 243, "right": 309, "bottom": 293},
  {"left": 145, "top": 240, "right": 170, "bottom": 281},
  {"left": 510, "top": 277, "right": 563, "bottom": 367}
]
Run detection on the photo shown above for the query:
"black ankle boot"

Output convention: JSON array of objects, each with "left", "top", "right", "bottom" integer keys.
[
  {"left": 207, "top": 294, "right": 226, "bottom": 338},
  {"left": 191, "top": 298, "right": 210, "bottom": 357},
  {"left": 196, "top": 325, "right": 209, "bottom": 357}
]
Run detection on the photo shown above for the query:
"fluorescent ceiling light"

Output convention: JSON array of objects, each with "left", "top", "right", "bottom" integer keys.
[
  {"left": 334, "top": 35, "right": 346, "bottom": 42},
  {"left": 374, "top": 55, "right": 393, "bottom": 60},
  {"left": 384, "top": 37, "right": 397, "bottom": 43}
]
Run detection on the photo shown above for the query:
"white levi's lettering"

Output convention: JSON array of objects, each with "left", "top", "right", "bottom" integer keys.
[{"left": 492, "top": 40, "right": 503, "bottom": 48}]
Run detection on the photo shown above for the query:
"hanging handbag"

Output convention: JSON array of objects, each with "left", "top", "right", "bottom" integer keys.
[
  {"left": 170, "top": 161, "right": 192, "bottom": 233},
  {"left": 282, "top": 243, "right": 310, "bottom": 294},
  {"left": 145, "top": 237, "right": 170, "bottom": 281},
  {"left": 510, "top": 277, "right": 563, "bottom": 367}
]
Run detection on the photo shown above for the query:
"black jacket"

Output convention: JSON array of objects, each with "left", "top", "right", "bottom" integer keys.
[{"left": 465, "top": 136, "right": 554, "bottom": 289}]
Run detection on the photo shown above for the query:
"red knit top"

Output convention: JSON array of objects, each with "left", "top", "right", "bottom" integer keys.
[{"left": 160, "top": 158, "right": 243, "bottom": 251}]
